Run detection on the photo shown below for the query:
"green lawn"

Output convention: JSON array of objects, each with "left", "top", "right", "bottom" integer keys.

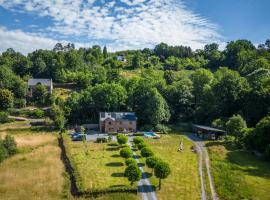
[
  {"left": 144, "top": 134, "right": 201, "bottom": 200},
  {"left": 63, "top": 135, "right": 139, "bottom": 199},
  {"left": 0, "top": 122, "right": 65, "bottom": 200},
  {"left": 207, "top": 141, "right": 270, "bottom": 200}
]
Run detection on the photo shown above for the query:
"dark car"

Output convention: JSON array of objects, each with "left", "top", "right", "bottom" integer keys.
[{"left": 71, "top": 134, "right": 86, "bottom": 141}]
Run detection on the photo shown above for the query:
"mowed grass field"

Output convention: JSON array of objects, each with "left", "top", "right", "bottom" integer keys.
[
  {"left": 207, "top": 142, "right": 270, "bottom": 200},
  {"left": 0, "top": 122, "right": 66, "bottom": 200},
  {"left": 144, "top": 134, "right": 201, "bottom": 200},
  {"left": 64, "top": 136, "right": 139, "bottom": 199}
]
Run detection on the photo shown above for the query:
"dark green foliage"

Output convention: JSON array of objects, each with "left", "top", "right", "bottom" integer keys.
[
  {"left": 124, "top": 164, "right": 142, "bottom": 185},
  {"left": 146, "top": 156, "right": 160, "bottom": 172},
  {"left": 117, "top": 134, "right": 128, "bottom": 146},
  {"left": 125, "top": 158, "right": 137, "bottom": 166},
  {"left": 155, "top": 124, "right": 171, "bottom": 134},
  {"left": 96, "top": 137, "right": 108, "bottom": 143},
  {"left": 137, "top": 142, "right": 147, "bottom": 150},
  {"left": 0, "top": 89, "right": 14, "bottom": 111},
  {"left": 32, "top": 84, "right": 49, "bottom": 105},
  {"left": 0, "top": 112, "right": 10, "bottom": 123},
  {"left": 120, "top": 147, "right": 133, "bottom": 159},
  {"left": 225, "top": 114, "right": 247, "bottom": 137},
  {"left": 0, "top": 140, "right": 8, "bottom": 163},
  {"left": 140, "top": 147, "right": 154, "bottom": 158},
  {"left": 253, "top": 115, "right": 270, "bottom": 153},
  {"left": 3, "top": 135, "right": 17, "bottom": 156},
  {"left": 154, "top": 161, "right": 171, "bottom": 190}
]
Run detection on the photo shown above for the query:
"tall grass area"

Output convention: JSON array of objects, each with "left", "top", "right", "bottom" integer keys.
[
  {"left": 63, "top": 135, "right": 139, "bottom": 199},
  {"left": 207, "top": 142, "right": 270, "bottom": 200},
  {"left": 0, "top": 123, "right": 66, "bottom": 200},
  {"left": 144, "top": 134, "right": 201, "bottom": 200}
]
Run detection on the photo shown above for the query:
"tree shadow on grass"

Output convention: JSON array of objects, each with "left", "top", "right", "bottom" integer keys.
[
  {"left": 111, "top": 154, "right": 120, "bottom": 158},
  {"left": 108, "top": 143, "right": 118, "bottom": 147},
  {"left": 106, "top": 147, "right": 119, "bottom": 151},
  {"left": 111, "top": 172, "right": 125, "bottom": 177},
  {"left": 226, "top": 150, "right": 270, "bottom": 179},
  {"left": 106, "top": 162, "right": 124, "bottom": 167}
]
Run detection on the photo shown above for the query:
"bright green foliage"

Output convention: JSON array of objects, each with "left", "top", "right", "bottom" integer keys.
[
  {"left": 133, "top": 137, "right": 144, "bottom": 146},
  {"left": 137, "top": 142, "right": 147, "bottom": 150},
  {"left": 124, "top": 164, "right": 142, "bottom": 185},
  {"left": 0, "top": 89, "right": 14, "bottom": 111},
  {"left": 117, "top": 134, "right": 128, "bottom": 146},
  {"left": 125, "top": 158, "right": 137, "bottom": 166},
  {"left": 225, "top": 114, "right": 247, "bottom": 137},
  {"left": 140, "top": 147, "right": 154, "bottom": 158},
  {"left": 154, "top": 161, "right": 171, "bottom": 190},
  {"left": 146, "top": 156, "right": 160, "bottom": 172},
  {"left": 120, "top": 147, "right": 133, "bottom": 159}
]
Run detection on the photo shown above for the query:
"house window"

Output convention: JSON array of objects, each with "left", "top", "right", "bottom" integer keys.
[
  {"left": 129, "top": 121, "right": 133, "bottom": 125},
  {"left": 108, "top": 122, "right": 111, "bottom": 125}
]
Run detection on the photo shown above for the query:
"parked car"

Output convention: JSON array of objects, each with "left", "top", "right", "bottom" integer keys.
[{"left": 71, "top": 134, "right": 86, "bottom": 141}]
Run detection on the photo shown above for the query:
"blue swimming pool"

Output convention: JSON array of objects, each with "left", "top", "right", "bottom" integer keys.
[{"left": 143, "top": 132, "right": 157, "bottom": 137}]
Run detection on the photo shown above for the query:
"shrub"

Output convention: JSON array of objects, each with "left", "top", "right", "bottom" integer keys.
[
  {"left": 124, "top": 164, "right": 142, "bottom": 185},
  {"left": 31, "top": 109, "right": 45, "bottom": 118},
  {"left": 125, "top": 158, "right": 137, "bottom": 166},
  {"left": 155, "top": 124, "right": 171, "bottom": 134},
  {"left": 133, "top": 137, "right": 144, "bottom": 146},
  {"left": 0, "top": 139, "right": 8, "bottom": 163},
  {"left": 0, "top": 89, "right": 14, "bottom": 111},
  {"left": 141, "top": 147, "right": 154, "bottom": 158},
  {"left": 14, "top": 98, "right": 26, "bottom": 108},
  {"left": 0, "top": 112, "right": 9, "bottom": 123},
  {"left": 154, "top": 161, "right": 171, "bottom": 190},
  {"left": 120, "top": 147, "right": 133, "bottom": 158},
  {"left": 96, "top": 137, "right": 108, "bottom": 143},
  {"left": 3, "top": 135, "right": 17, "bottom": 156},
  {"left": 212, "top": 118, "right": 226, "bottom": 129},
  {"left": 117, "top": 134, "right": 128, "bottom": 146},
  {"left": 146, "top": 156, "right": 160, "bottom": 172},
  {"left": 137, "top": 142, "right": 147, "bottom": 150},
  {"left": 225, "top": 114, "right": 247, "bottom": 138}
]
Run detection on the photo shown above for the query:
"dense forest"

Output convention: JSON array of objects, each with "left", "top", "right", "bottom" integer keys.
[{"left": 0, "top": 39, "right": 270, "bottom": 157}]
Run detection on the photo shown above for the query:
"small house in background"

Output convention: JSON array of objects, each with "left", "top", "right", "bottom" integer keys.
[
  {"left": 193, "top": 124, "right": 226, "bottom": 140},
  {"left": 116, "top": 55, "right": 126, "bottom": 62},
  {"left": 28, "top": 78, "right": 53, "bottom": 97},
  {"left": 99, "top": 112, "right": 137, "bottom": 133}
]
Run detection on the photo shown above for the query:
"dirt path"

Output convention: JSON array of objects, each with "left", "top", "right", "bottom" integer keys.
[
  {"left": 128, "top": 139, "right": 158, "bottom": 200},
  {"left": 187, "top": 134, "right": 218, "bottom": 200}
]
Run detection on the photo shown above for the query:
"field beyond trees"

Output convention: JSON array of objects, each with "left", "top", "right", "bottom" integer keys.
[
  {"left": 207, "top": 142, "right": 270, "bottom": 200},
  {"left": 0, "top": 122, "right": 66, "bottom": 200}
]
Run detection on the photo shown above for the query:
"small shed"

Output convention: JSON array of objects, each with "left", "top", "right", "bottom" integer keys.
[
  {"left": 193, "top": 124, "right": 226, "bottom": 140},
  {"left": 28, "top": 78, "right": 53, "bottom": 96}
]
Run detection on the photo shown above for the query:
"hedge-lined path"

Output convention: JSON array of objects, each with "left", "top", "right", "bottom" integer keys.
[{"left": 128, "top": 139, "right": 158, "bottom": 200}]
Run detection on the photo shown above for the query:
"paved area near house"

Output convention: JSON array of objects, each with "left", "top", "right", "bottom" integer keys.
[
  {"left": 187, "top": 134, "right": 218, "bottom": 200},
  {"left": 128, "top": 139, "right": 158, "bottom": 200}
]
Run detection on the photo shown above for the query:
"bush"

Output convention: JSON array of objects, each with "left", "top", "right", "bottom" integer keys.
[
  {"left": 14, "top": 98, "right": 26, "bottom": 108},
  {"left": 125, "top": 158, "right": 137, "bottom": 166},
  {"left": 31, "top": 109, "right": 45, "bottom": 118},
  {"left": 0, "top": 112, "right": 10, "bottom": 123},
  {"left": 96, "top": 137, "right": 108, "bottom": 143},
  {"left": 141, "top": 147, "right": 154, "bottom": 157},
  {"left": 146, "top": 156, "right": 160, "bottom": 172},
  {"left": 124, "top": 164, "right": 142, "bottom": 185},
  {"left": 3, "top": 135, "right": 17, "bottom": 155},
  {"left": 0, "top": 89, "right": 14, "bottom": 111},
  {"left": 211, "top": 118, "right": 226, "bottom": 129},
  {"left": 154, "top": 161, "right": 171, "bottom": 190},
  {"left": 155, "top": 124, "right": 171, "bottom": 134},
  {"left": 117, "top": 134, "right": 128, "bottom": 146},
  {"left": 225, "top": 114, "right": 247, "bottom": 138},
  {"left": 133, "top": 137, "right": 144, "bottom": 146},
  {"left": 137, "top": 142, "right": 147, "bottom": 150},
  {"left": 120, "top": 147, "right": 133, "bottom": 158},
  {"left": 0, "top": 139, "right": 8, "bottom": 163}
]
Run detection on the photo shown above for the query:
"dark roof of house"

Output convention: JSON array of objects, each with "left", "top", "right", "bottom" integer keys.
[
  {"left": 100, "top": 112, "right": 137, "bottom": 121},
  {"left": 193, "top": 124, "right": 226, "bottom": 133}
]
